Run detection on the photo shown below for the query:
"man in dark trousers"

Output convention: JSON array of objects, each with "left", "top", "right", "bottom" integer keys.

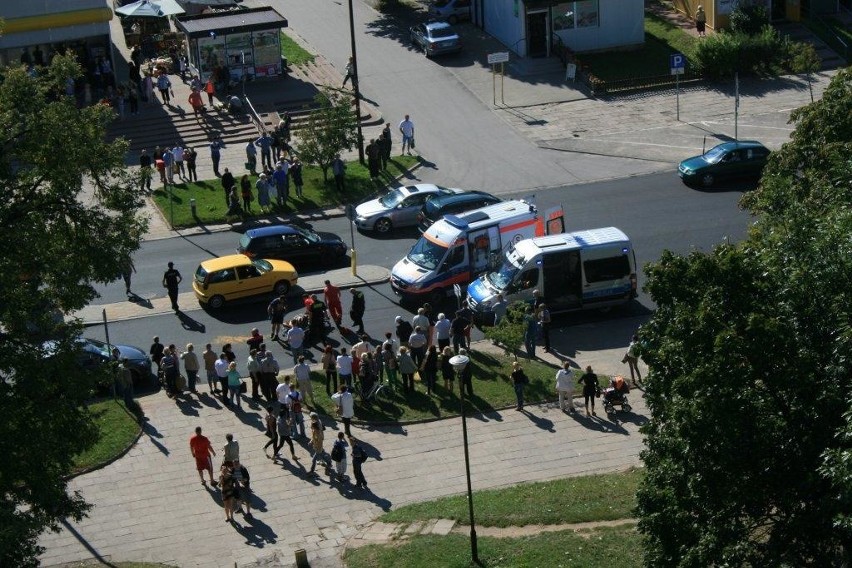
[
  {"left": 366, "top": 139, "right": 381, "bottom": 179},
  {"left": 309, "top": 294, "right": 328, "bottom": 343},
  {"left": 349, "top": 288, "right": 365, "bottom": 334},
  {"left": 221, "top": 167, "right": 235, "bottom": 207},
  {"left": 395, "top": 316, "right": 413, "bottom": 349},
  {"left": 162, "top": 261, "right": 182, "bottom": 311},
  {"left": 379, "top": 123, "right": 392, "bottom": 170},
  {"left": 139, "top": 149, "right": 152, "bottom": 192}
]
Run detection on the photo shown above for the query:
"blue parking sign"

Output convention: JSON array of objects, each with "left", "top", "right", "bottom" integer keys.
[{"left": 670, "top": 53, "right": 685, "bottom": 75}]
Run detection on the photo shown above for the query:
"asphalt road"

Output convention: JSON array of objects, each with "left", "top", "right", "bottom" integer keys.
[{"left": 88, "top": 171, "right": 752, "bottom": 378}]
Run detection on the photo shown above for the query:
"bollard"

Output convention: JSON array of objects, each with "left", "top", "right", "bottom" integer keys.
[
  {"left": 350, "top": 249, "right": 357, "bottom": 277},
  {"left": 190, "top": 198, "right": 197, "bottom": 216},
  {"left": 294, "top": 548, "right": 309, "bottom": 567}
]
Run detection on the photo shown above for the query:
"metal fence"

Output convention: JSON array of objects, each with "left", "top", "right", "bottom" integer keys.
[{"left": 578, "top": 68, "right": 705, "bottom": 96}]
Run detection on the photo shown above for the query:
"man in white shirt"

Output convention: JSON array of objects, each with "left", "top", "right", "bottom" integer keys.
[
  {"left": 351, "top": 333, "right": 371, "bottom": 361},
  {"left": 382, "top": 332, "right": 398, "bottom": 355},
  {"left": 408, "top": 326, "right": 427, "bottom": 368},
  {"left": 286, "top": 324, "right": 305, "bottom": 364},
  {"left": 214, "top": 353, "right": 230, "bottom": 405},
  {"left": 412, "top": 307, "right": 429, "bottom": 334},
  {"left": 336, "top": 348, "right": 353, "bottom": 389},
  {"left": 434, "top": 313, "right": 452, "bottom": 350},
  {"left": 330, "top": 385, "right": 355, "bottom": 437},
  {"left": 555, "top": 361, "right": 574, "bottom": 413},
  {"left": 399, "top": 114, "right": 415, "bottom": 155},
  {"left": 172, "top": 145, "right": 185, "bottom": 179},
  {"left": 293, "top": 355, "right": 314, "bottom": 404}
]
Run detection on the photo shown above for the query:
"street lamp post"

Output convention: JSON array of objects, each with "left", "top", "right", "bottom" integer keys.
[
  {"left": 346, "top": 0, "right": 365, "bottom": 164},
  {"left": 450, "top": 352, "right": 479, "bottom": 564}
]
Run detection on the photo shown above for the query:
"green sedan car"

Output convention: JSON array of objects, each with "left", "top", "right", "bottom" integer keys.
[{"left": 678, "top": 141, "right": 770, "bottom": 187}]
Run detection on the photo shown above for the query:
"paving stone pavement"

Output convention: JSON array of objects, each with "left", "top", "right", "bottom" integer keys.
[{"left": 39, "top": 343, "right": 646, "bottom": 567}]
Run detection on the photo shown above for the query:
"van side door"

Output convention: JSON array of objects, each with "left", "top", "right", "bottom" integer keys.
[
  {"left": 581, "top": 247, "right": 633, "bottom": 306},
  {"left": 542, "top": 250, "right": 582, "bottom": 311}
]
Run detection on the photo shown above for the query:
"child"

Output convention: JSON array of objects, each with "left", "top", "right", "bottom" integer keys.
[{"left": 330, "top": 432, "right": 349, "bottom": 482}]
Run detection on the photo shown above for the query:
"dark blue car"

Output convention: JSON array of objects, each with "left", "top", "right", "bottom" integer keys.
[
  {"left": 678, "top": 141, "right": 770, "bottom": 187},
  {"left": 237, "top": 224, "right": 347, "bottom": 267}
]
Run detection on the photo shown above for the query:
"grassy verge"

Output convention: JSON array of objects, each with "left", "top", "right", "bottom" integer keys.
[
  {"left": 301, "top": 349, "right": 610, "bottom": 423},
  {"left": 578, "top": 14, "right": 698, "bottom": 80},
  {"left": 346, "top": 526, "right": 642, "bottom": 568},
  {"left": 280, "top": 31, "right": 315, "bottom": 66},
  {"left": 72, "top": 399, "right": 141, "bottom": 473},
  {"left": 380, "top": 469, "right": 642, "bottom": 526},
  {"left": 151, "top": 156, "right": 419, "bottom": 228}
]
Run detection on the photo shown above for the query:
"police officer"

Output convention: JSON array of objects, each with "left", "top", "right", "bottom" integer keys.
[{"left": 162, "top": 261, "right": 182, "bottom": 311}]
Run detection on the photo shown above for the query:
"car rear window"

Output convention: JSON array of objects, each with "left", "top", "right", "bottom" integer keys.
[
  {"left": 431, "top": 27, "right": 456, "bottom": 39},
  {"left": 239, "top": 234, "right": 252, "bottom": 250}
]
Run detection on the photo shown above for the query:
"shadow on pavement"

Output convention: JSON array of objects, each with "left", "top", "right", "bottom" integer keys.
[
  {"left": 233, "top": 514, "right": 278, "bottom": 547},
  {"left": 142, "top": 419, "right": 170, "bottom": 456},
  {"left": 59, "top": 519, "right": 117, "bottom": 568}
]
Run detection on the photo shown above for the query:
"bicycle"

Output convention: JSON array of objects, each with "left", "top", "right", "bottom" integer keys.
[{"left": 353, "top": 377, "right": 390, "bottom": 404}]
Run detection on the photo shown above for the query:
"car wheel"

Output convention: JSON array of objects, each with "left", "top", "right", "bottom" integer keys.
[
  {"left": 274, "top": 280, "right": 291, "bottom": 296},
  {"left": 208, "top": 295, "right": 225, "bottom": 309},
  {"left": 374, "top": 217, "right": 393, "bottom": 233},
  {"left": 701, "top": 173, "right": 715, "bottom": 187}
]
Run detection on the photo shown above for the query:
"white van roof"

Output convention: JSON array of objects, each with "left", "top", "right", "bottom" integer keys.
[
  {"left": 443, "top": 199, "right": 536, "bottom": 231},
  {"left": 517, "top": 227, "right": 630, "bottom": 255}
]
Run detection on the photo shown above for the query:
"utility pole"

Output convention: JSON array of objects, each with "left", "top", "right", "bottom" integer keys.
[{"left": 347, "top": 0, "right": 365, "bottom": 164}]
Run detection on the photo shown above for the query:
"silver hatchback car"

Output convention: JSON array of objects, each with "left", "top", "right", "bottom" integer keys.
[
  {"left": 354, "top": 184, "right": 462, "bottom": 233},
  {"left": 410, "top": 22, "right": 463, "bottom": 57}
]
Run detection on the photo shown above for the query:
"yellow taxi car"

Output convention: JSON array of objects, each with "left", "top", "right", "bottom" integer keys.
[{"left": 192, "top": 255, "right": 298, "bottom": 309}]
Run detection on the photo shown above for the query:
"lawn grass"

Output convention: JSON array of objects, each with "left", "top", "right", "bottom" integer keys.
[
  {"left": 346, "top": 526, "right": 642, "bottom": 568},
  {"left": 72, "top": 399, "right": 141, "bottom": 473},
  {"left": 151, "top": 155, "right": 419, "bottom": 228},
  {"left": 379, "top": 469, "right": 642, "bottom": 526},
  {"left": 280, "top": 31, "right": 315, "bottom": 67},
  {"left": 579, "top": 14, "right": 699, "bottom": 81},
  {"left": 301, "top": 349, "right": 610, "bottom": 423}
]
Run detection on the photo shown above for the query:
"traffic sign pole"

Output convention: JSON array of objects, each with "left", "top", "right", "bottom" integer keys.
[
  {"left": 487, "top": 52, "right": 509, "bottom": 106},
  {"left": 670, "top": 53, "right": 685, "bottom": 122}
]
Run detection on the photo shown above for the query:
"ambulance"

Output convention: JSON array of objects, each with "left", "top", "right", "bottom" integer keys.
[
  {"left": 466, "top": 227, "right": 638, "bottom": 324},
  {"left": 390, "top": 200, "right": 564, "bottom": 303}
]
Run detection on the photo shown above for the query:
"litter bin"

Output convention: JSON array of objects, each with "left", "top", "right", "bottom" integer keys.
[{"left": 280, "top": 56, "right": 288, "bottom": 77}]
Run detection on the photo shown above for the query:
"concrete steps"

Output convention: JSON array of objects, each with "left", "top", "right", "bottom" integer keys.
[{"left": 775, "top": 21, "right": 847, "bottom": 70}]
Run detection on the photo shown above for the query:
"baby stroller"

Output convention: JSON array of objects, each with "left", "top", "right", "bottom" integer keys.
[{"left": 603, "top": 375, "right": 632, "bottom": 415}]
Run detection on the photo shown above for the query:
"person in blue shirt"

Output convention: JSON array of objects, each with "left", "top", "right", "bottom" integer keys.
[
  {"left": 210, "top": 139, "right": 223, "bottom": 177},
  {"left": 255, "top": 133, "right": 275, "bottom": 170},
  {"left": 245, "top": 140, "right": 257, "bottom": 175}
]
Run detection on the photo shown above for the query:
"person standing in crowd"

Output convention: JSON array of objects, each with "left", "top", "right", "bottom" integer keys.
[
  {"left": 395, "top": 316, "right": 413, "bottom": 349},
  {"left": 511, "top": 361, "right": 529, "bottom": 411},
  {"left": 332, "top": 154, "right": 346, "bottom": 192},
  {"left": 161, "top": 345, "right": 179, "bottom": 397},
  {"left": 227, "top": 361, "right": 242, "bottom": 409},
  {"left": 245, "top": 139, "right": 258, "bottom": 175},
  {"left": 293, "top": 355, "right": 315, "bottom": 406},
  {"left": 382, "top": 343, "right": 398, "bottom": 389},
  {"left": 267, "top": 294, "right": 287, "bottom": 340},
  {"left": 223, "top": 433, "right": 240, "bottom": 464},
  {"left": 272, "top": 160, "right": 289, "bottom": 206},
  {"left": 256, "top": 173, "right": 271, "bottom": 213},
  {"left": 397, "top": 346, "right": 417, "bottom": 392},
  {"left": 180, "top": 343, "right": 199, "bottom": 393},
  {"left": 324, "top": 280, "right": 343, "bottom": 326},
  {"left": 285, "top": 321, "right": 305, "bottom": 364},
  {"left": 441, "top": 346, "right": 455, "bottom": 392},
  {"left": 331, "top": 385, "right": 355, "bottom": 437},
  {"left": 555, "top": 360, "right": 574, "bottom": 413},
  {"left": 219, "top": 462, "right": 238, "bottom": 523},
  {"left": 309, "top": 294, "right": 328, "bottom": 344},
  {"left": 492, "top": 293, "right": 507, "bottom": 326},
  {"left": 579, "top": 365, "right": 598, "bottom": 417},
  {"left": 150, "top": 336, "right": 165, "bottom": 373},
  {"left": 184, "top": 147, "right": 197, "bottom": 182},
  {"left": 337, "top": 348, "right": 353, "bottom": 389},
  {"left": 215, "top": 353, "right": 230, "bottom": 406},
  {"left": 366, "top": 139, "right": 381, "bottom": 179},
  {"left": 210, "top": 138, "right": 223, "bottom": 177},
  {"left": 408, "top": 326, "right": 427, "bottom": 368},
  {"left": 247, "top": 349, "right": 260, "bottom": 401},
  {"left": 458, "top": 348, "right": 475, "bottom": 397},
  {"left": 379, "top": 123, "right": 392, "bottom": 170},
  {"left": 434, "top": 313, "right": 451, "bottom": 350},
  {"left": 290, "top": 157, "right": 304, "bottom": 198},
  {"left": 139, "top": 149, "right": 152, "bottom": 192},
  {"left": 538, "top": 303, "right": 552, "bottom": 353},
  {"left": 421, "top": 345, "right": 438, "bottom": 396},
  {"left": 350, "top": 438, "right": 369, "bottom": 489},
  {"left": 172, "top": 144, "right": 185, "bottom": 180},
  {"left": 451, "top": 311, "right": 470, "bottom": 353},
  {"left": 274, "top": 401, "right": 299, "bottom": 462},
  {"left": 256, "top": 131, "right": 275, "bottom": 171},
  {"left": 263, "top": 405, "right": 279, "bottom": 459},
  {"left": 399, "top": 114, "right": 415, "bottom": 155},
  {"left": 247, "top": 327, "right": 264, "bottom": 351},
  {"left": 623, "top": 334, "right": 642, "bottom": 386},
  {"left": 523, "top": 305, "right": 538, "bottom": 359},
  {"left": 308, "top": 412, "right": 331, "bottom": 476},
  {"left": 156, "top": 71, "right": 172, "bottom": 105},
  {"left": 412, "top": 308, "right": 429, "bottom": 337},
  {"left": 203, "top": 343, "right": 218, "bottom": 394},
  {"left": 287, "top": 383, "right": 306, "bottom": 438},
  {"left": 189, "top": 426, "right": 217, "bottom": 486},
  {"left": 322, "top": 345, "right": 338, "bottom": 396},
  {"left": 162, "top": 261, "right": 182, "bottom": 311},
  {"left": 162, "top": 146, "right": 174, "bottom": 185},
  {"left": 221, "top": 167, "right": 235, "bottom": 207},
  {"left": 350, "top": 288, "right": 366, "bottom": 334},
  {"left": 330, "top": 432, "right": 349, "bottom": 482},
  {"left": 259, "top": 349, "right": 280, "bottom": 403}
]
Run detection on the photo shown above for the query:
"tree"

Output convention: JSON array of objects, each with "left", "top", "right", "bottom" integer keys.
[
  {"left": 296, "top": 88, "right": 358, "bottom": 181},
  {"left": 0, "top": 54, "right": 147, "bottom": 566},
  {"left": 636, "top": 68, "right": 852, "bottom": 567},
  {"left": 482, "top": 300, "right": 528, "bottom": 357}
]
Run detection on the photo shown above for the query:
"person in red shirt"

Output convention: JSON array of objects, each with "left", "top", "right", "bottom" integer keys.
[
  {"left": 190, "top": 426, "right": 217, "bottom": 486},
  {"left": 188, "top": 87, "right": 204, "bottom": 118},
  {"left": 324, "top": 279, "right": 342, "bottom": 326},
  {"left": 303, "top": 293, "right": 314, "bottom": 314}
]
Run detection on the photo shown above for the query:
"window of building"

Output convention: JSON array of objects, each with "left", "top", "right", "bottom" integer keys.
[{"left": 552, "top": 0, "right": 599, "bottom": 31}]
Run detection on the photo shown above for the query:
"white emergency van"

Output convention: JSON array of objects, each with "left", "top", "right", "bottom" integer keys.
[
  {"left": 466, "top": 227, "right": 637, "bottom": 323},
  {"left": 390, "top": 200, "right": 564, "bottom": 303}
]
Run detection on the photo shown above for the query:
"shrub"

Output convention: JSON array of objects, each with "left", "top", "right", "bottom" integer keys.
[
  {"left": 729, "top": 1, "right": 770, "bottom": 35},
  {"left": 693, "top": 26, "right": 785, "bottom": 79}
]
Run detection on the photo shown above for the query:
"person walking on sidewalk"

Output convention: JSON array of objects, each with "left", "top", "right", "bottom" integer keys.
[
  {"left": 190, "top": 426, "right": 217, "bottom": 486},
  {"left": 399, "top": 115, "right": 415, "bottom": 155},
  {"left": 511, "top": 361, "right": 529, "bottom": 411},
  {"left": 263, "top": 405, "right": 278, "bottom": 458},
  {"left": 695, "top": 5, "right": 707, "bottom": 37},
  {"left": 623, "top": 334, "right": 643, "bottom": 386},
  {"left": 342, "top": 56, "right": 357, "bottom": 87},
  {"left": 324, "top": 280, "right": 343, "bottom": 326},
  {"left": 245, "top": 139, "right": 258, "bottom": 175},
  {"left": 308, "top": 412, "right": 332, "bottom": 476},
  {"left": 223, "top": 433, "right": 240, "bottom": 464},
  {"left": 579, "top": 365, "right": 598, "bottom": 416},
  {"left": 350, "top": 288, "right": 366, "bottom": 334},
  {"left": 185, "top": 147, "right": 197, "bottom": 182},
  {"left": 555, "top": 361, "right": 574, "bottom": 413},
  {"left": 322, "top": 344, "right": 338, "bottom": 395},
  {"left": 210, "top": 139, "right": 223, "bottom": 177},
  {"left": 139, "top": 149, "right": 153, "bottom": 192},
  {"left": 275, "top": 403, "right": 299, "bottom": 462},
  {"left": 538, "top": 303, "right": 552, "bottom": 353},
  {"left": 180, "top": 343, "right": 200, "bottom": 393},
  {"left": 351, "top": 438, "right": 368, "bottom": 489},
  {"left": 332, "top": 154, "right": 346, "bottom": 192},
  {"left": 203, "top": 343, "right": 218, "bottom": 393},
  {"left": 331, "top": 385, "right": 355, "bottom": 437},
  {"left": 330, "top": 432, "right": 349, "bottom": 482},
  {"left": 162, "top": 261, "right": 182, "bottom": 311},
  {"left": 156, "top": 72, "right": 172, "bottom": 105}
]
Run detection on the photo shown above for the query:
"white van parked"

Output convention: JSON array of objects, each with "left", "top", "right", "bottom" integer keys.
[{"left": 467, "top": 227, "right": 637, "bottom": 324}]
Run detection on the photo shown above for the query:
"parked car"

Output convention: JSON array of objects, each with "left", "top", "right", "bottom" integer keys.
[
  {"left": 410, "top": 21, "right": 462, "bottom": 57},
  {"left": 237, "top": 224, "right": 347, "bottom": 267},
  {"left": 428, "top": 0, "right": 471, "bottom": 24},
  {"left": 417, "top": 190, "right": 502, "bottom": 232},
  {"left": 678, "top": 141, "right": 770, "bottom": 187},
  {"left": 354, "top": 184, "right": 463, "bottom": 233},
  {"left": 192, "top": 255, "right": 298, "bottom": 309},
  {"left": 42, "top": 337, "right": 153, "bottom": 388}
]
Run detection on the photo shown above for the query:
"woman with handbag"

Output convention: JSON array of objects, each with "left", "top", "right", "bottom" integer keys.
[
  {"left": 262, "top": 406, "right": 278, "bottom": 458},
  {"left": 227, "top": 361, "right": 243, "bottom": 409},
  {"left": 578, "top": 365, "right": 598, "bottom": 417}
]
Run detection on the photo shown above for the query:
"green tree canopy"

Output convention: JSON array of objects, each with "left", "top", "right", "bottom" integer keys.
[
  {"left": 637, "top": 68, "right": 852, "bottom": 566},
  {"left": 296, "top": 88, "right": 358, "bottom": 180},
  {"left": 0, "top": 54, "right": 147, "bottom": 566}
]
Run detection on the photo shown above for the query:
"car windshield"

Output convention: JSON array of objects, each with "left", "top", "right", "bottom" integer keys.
[
  {"left": 379, "top": 189, "right": 406, "bottom": 208},
  {"left": 406, "top": 238, "right": 448, "bottom": 270},
  {"left": 487, "top": 251, "right": 523, "bottom": 289},
  {"left": 430, "top": 27, "right": 456, "bottom": 39},
  {"left": 253, "top": 259, "right": 273, "bottom": 273},
  {"left": 703, "top": 145, "right": 729, "bottom": 164},
  {"left": 239, "top": 234, "right": 251, "bottom": 249},
  {"left": 291, "top": 225, "right": 320, "bottom": 243},
  {"left": 194, "top": 265, "right": 208, "bottom": 284},
  {"left": 82, "top": 337, "right": 111, "bottom": 358}
]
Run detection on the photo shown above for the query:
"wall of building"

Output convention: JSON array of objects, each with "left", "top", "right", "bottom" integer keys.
[
  {"left": 483, "top": 0, "right": 527, "bottom": 56},
  {"left": 553, "top": 0, "right": 644, "bottom": 52}
]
